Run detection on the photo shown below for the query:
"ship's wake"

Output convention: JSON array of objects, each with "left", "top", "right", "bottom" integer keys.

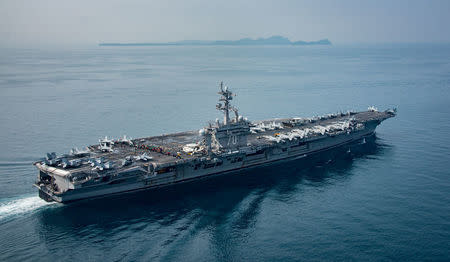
[{"left": 0, "top": 195, "right": 56, "bottom": 221}]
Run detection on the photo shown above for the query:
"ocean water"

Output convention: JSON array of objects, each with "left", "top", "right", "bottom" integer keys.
[{"left": 0, "top": 44, "right": 449, "bottom": 261}]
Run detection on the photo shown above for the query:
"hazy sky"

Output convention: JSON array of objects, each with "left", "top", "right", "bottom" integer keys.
[{"left": 1, "top": 0, "right": 449, "bottom": 47}]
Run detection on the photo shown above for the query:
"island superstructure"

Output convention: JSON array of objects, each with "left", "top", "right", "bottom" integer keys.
[{"left": 34, "top": 82, "right": 396, "bottom": 203}]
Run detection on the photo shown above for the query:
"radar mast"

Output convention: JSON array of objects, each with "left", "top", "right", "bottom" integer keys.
[{"left": 216, "top": 81, "right": 235, "bottom": 125}]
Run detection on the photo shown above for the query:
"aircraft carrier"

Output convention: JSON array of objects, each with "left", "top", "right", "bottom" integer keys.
[{"left": 34, "top": 82, "right": 396, "bottom": 203}]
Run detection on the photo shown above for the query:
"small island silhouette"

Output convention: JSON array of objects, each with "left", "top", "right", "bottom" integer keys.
[{"left": 99, "top": 36, "right": 331, "bottom": 46}]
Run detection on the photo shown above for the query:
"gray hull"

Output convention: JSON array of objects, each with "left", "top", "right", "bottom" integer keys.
[
  {"left": 34, "top": 84, "right": 395, "bottom": 203},
  {"left": 39, "top": 126, "right": 376, "bottom": 203}
]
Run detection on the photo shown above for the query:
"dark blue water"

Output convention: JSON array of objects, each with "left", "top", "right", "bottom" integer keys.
[{"left": 0, "top": 44, "right": 449, "bottom": 261}]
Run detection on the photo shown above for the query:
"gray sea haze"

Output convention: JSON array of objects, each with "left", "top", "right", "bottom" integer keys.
[{"left": 0, "top": 44, "right": 449, "bottom": 261}]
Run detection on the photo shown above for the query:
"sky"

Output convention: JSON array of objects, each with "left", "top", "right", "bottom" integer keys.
[{"left": 1, "top": 0, "right": 449, "bottom": 47}]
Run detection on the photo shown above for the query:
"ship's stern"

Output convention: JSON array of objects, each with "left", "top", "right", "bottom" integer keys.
[{"left": 33, "top": 163, "right": 70, "bottom": 203}]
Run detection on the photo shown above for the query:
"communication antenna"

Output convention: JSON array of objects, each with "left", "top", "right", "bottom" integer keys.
[{"left": 216, "top": 81, "right": 235, "bottom": 125}]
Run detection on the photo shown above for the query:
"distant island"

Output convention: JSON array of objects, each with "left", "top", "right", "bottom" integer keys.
[{"left": 99, "top": 36, "right": 331, "bottom": 46}]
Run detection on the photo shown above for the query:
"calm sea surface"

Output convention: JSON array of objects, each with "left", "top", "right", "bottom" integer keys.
[{"left": 0, "top": 44, "right": 449, "bottom": 261}]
